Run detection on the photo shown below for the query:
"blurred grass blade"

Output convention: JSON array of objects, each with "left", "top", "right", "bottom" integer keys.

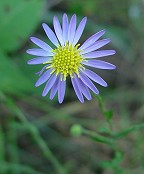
[
  {"left": 0, "top": 162, "right": 44, "bottom": 174},
  {"left": 0, "top": 126, "right": 5, "bottom": 162},
  {"left": 7, "top": 121, "right": 19, "bottom": 174},
  {"left": 5, "top": 98, "right": 67, "bottom": 174}
]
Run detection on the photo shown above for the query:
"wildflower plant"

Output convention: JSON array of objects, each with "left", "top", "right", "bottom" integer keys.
[{"left": 27, "top": 14, "right": 116, "bottom": 103}]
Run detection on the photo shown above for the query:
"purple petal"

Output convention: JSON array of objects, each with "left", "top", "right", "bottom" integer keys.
[
  {"left": 50, "top": 77, "right": 59, "bottom": 100},
  {"left": 73, "top": 17, "right": 87, "bottom": 46},
  {"left": 71, "top": 77, "right": 84, "bottom": 103},
  {"left": 30, "top": 37, "right": 52, "bottom": 51},
  {"left": 42, "top": 23, "right": 59, "bottom": 47},
  {"left": 79, "top": 72, "right": 99, "bottom": 95},
  {"left": 58, "top": 80, "right": 66, "bottom": 103},
  {"left": 79, "top": 29, "right": 106, "bottom": 50},
  {"left": 42, "top": 74, "right": 57, "bottom": 96},
  {"left": 35, "top": 69, "right": 52, "bottom": 87},
  {"left": 62, "top": 13, "right": 69, "bottom": 43},
  {"left": 82, "top": 69, "right": 108, "bottom": 87},
  {"left": 26, "top": 49, "right": 53, "bottom": 57},
  {"left": 27, "top": 57, "right": 49, "bottom": 65},
  {"left": 75, "top": 76, "right": 91, "bottom": 100},
  {"left": 81, "top": 39, "right": 111, "bottom": 54},
  {"left": 53, "top": 16, "right": 64, "bottom": 46},
  {"left": 35, "top": 65, "right": 47, "bottom": 76},
  {"left": 68, "top": 14, "right": 77, "bottom": 43},
  {"left": 83, "top": 50, "right": 116, "bottom": 59},
  {"left": 82, "top": 60, "right": 116, "bottom": 70}
]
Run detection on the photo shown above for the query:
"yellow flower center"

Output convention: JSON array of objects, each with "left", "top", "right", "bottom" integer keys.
[{"left": 44, "top": 43, "right": 84, "bottom": 80}]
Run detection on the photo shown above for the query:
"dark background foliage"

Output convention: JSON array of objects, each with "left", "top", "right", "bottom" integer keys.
[{"left": 0, "top": 0, "right": 144, "bottom": 174}]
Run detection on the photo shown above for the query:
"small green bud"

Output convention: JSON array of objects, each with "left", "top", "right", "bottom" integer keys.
[{"left": 70, "top": 124, "right": 83, "bottom": 137}]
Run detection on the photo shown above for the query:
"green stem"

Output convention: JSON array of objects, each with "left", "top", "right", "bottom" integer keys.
[{"left": 96, "top": 95, "right": 113, "bottom": 132}]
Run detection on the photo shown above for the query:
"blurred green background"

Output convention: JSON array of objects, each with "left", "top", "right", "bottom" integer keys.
[{"left": 0, "top": 0, "right": 144, "bottom": 174}]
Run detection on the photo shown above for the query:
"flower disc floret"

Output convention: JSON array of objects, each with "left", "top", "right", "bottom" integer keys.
[{"left": 48, "top": 43, "right": 84, "bottom": 80}]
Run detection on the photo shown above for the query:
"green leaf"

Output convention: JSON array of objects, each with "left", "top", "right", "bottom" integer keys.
[
  {"left": 0, "top": 51, "right": 33, "bottom": 94},
  {"left": 115, "top": 123, "right": 144, "bottom": 140},
  {"left": 100, "top": 151, "right": 123, "bottom": 173},
  {"left": 104, "top": 109, "right": 113, "bottom": 122},
  {"left": 0, "top": 0, "right": 44, "bottom": 52}
]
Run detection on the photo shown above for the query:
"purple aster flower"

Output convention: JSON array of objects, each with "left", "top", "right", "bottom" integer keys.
[{"left": 27, "top": 14, "right": 116, "bottom": 103}]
